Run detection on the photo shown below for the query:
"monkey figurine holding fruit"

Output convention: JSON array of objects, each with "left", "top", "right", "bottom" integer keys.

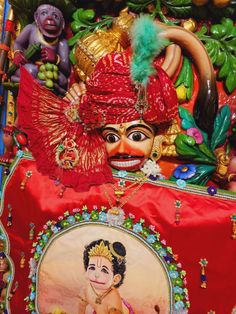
[{"left": 10, "top": 4, "right": 70, "bottom": 94}]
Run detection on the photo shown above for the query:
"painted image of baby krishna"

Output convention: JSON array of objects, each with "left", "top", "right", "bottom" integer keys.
[{"left": 78, "top": 239, "right": 135, "bottom": 314}]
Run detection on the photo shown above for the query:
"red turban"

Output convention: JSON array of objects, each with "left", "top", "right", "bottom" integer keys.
[{"left": 79, "top": 50, "right": 178, "bottom": 129}]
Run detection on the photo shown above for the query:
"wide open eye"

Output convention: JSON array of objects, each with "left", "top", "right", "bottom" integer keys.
[
  {"left": 127, "top": 131, "right": 148, "bottom": 142},
  {"left": 104, "top": 133, "right": 120, "bottom": 143},
  {"left": 41, "top": 10, "right": 48, "bottom": 16},
  {"left": 52, "top": 12, "right": 59, "bottom": 20}
]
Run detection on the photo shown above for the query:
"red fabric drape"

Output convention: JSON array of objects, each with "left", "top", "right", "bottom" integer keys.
[{"left": 1, "top": 157, "right": 236, "bottom": 313}]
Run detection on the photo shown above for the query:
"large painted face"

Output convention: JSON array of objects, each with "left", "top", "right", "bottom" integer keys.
[
  {"left": 102, "top": 120, "right": 156, "bottom": 171},
  {"left": 86, "top": 256, "right": 121, "bottom": 292},
  {"left": 34, "top": 5, "right": 64, "bottom": 38}
]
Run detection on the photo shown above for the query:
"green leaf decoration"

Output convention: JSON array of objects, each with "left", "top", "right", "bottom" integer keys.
[
  {"left": 68, "top": 8, "right": 113, "bottom": 63},
  {"left": 170, "top": 164, "right": 216, "bottom": 186},
  {"left": 67, "top": 32, "right": 82, "bottom": 47},
  {"left": 196, "top": 25, "right": 208, "bottom": 36},
  {"left": 185, "top": 164, "right": 216, "bottom": 186},
  {"left": 175, "top": 57, "right": 193, "bottom": 100},
  {"left": 196, "top": 18, "right": 236, "bottom": 93},
  {"left": 162, "top": 0, "right": 192, "bottom": 4},
  {"left": 178, "top": 106, "right": 196, "bottom": 129},
  {"left": 69, "top": 8, "right": 113, "bottom": 42},
  {"left": 126, "top": 0, "right": 154, "bottom": 12},
  {"left": 226, "top": 67, "right": 236, "bottom": 93},
  {"left": 161, "top": 0, "right": 192, "bottom": 18},
  {"left": 127, "top": 0, "right": 178, "bottom": 25},
  {"left": 198, "top": 143, "right": 216, "bottom": 160},
  {"left": 178, "top": 107, "right": 209, "bottom": 144},
  {"left": 126, "top": 0, "right": 235, "bottom": 20},
  {"left": 175, "top": 134, "right": 216, "bottom": 164},
  {"left": 210, "top": 105, "right": 231, "bottom": 151}
]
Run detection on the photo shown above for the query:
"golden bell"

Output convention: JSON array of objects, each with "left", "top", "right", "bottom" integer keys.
[
  {"left": 74, "top": 8, "right": 134, "bottom": 82},
  {"left": 181, "top": 18, "right": 197, "bottom": 33}
]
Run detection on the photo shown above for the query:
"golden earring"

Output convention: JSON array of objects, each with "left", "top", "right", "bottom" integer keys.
[{"left": 150, "top": 135, "right": 165, "bottom": 162}]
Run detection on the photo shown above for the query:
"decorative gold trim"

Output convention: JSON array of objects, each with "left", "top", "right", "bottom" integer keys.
[{"left": 88, "top": 241, "right": 113, "bottom": 262}]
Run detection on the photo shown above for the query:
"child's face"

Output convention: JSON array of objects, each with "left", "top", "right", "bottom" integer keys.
[{"left": 86, "top": 256, "right": 121, "bottom": 291}]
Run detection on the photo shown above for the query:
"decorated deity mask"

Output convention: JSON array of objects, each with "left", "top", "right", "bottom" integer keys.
[{"left": 102, "top": 120, "right": 156, "bottom": 171}]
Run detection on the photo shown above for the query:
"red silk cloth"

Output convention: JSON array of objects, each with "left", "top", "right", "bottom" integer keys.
[
  {"left": 17, "top": 67, "right": 113, "bottom": 191},
  {"left": 2, "top": 157, "right": 236, "bottom": 313}
]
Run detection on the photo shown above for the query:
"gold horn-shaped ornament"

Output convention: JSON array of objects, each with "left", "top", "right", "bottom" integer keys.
[{"left": 74, "top": 8, "right": 134, "bottom": 82}]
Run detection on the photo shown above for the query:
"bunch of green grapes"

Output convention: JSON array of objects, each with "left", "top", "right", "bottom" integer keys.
[{"left": 37, "top": 62, "right": 59, "bottom": 88}]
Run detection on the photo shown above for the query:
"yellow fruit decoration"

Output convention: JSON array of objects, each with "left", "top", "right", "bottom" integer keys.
[{"left": 176, "top": 84, "right": 187, "bottom": 103}]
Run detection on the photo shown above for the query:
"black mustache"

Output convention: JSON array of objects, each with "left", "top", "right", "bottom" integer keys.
[{"left": 109, "top": 155, "right": 144, "bottom": 160}]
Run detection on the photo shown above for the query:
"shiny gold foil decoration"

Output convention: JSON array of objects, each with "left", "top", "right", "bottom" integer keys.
[
  {"left": 216, "top": 149, "right": 229, "bottom": 178},
  {"left": 181, "top": 18, "right": 197, "bottom": 33},
  {"left": 161, "top": 119, "right": 181, "bottom": 157},
  {"left": 74, "top": 8, "right": 134, "bottom": 82}
]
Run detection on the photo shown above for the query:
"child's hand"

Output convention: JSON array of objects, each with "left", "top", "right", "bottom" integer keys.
[{"left": 64, "top": 82, "right": 86, "bottom": 104}]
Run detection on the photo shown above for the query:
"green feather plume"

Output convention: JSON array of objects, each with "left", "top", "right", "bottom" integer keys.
[{"left": 130, "top": 15, "right": 168, "bottom": 86}]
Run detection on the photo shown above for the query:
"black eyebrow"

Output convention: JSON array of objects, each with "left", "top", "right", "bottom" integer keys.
[
  {"left": 88, "top": 263, "right": 95, "bottom": 266},
  {"left": 102, "top": 127, "right": 119, "bottom": 133},
  {"left": 126, "top": 124, "right": 154, "bottom": 133},
  {"left": 102, "top": 265, "right": 109, "bottom": 271}
]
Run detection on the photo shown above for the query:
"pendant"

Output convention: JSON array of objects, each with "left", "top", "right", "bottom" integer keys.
[
  {"left": 95, "top": 296, "right": 102, "bottom": 304},
  {"left": 199, "top": 258, "right": 208, "bottom": 288},
  {"left": 107, "top": 207, "right": 125, "bottom": 226},
  {"left": 20, "top": 170, "right": 32, "bottom": 190}
]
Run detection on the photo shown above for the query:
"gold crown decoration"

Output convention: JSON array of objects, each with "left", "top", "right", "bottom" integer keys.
[
  {"left": 88, "top": 241, "right": 114, "bottom": 262},
  {"left": 74, "top": 8, "right": 134, "bottom": 82}
]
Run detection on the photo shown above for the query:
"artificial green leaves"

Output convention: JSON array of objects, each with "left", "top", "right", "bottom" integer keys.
[
  {"left": 172, "top": 105, "right": 231, "bottom": 185},
  {"left": 196, "top": 18, "right": 236, "bottom": 93},
  {"left": 68, "top": 8, "right": 113, "bottom": 64}
]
